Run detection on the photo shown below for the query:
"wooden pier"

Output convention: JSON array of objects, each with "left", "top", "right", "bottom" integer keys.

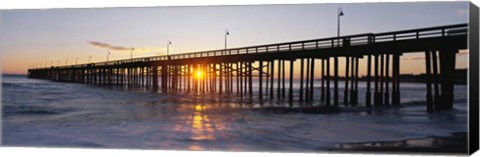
[{"left": 28, "top": 24, "right": 468, "bottom": 112}]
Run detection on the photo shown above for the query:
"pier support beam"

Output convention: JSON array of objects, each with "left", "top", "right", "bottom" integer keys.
[
  {"left": 305, "top": 59, "right": 310, "bottom": 101},
  {"left": 344, "top": 56, "right": 350, "bottom": 106},
  {"left": 379, "top": 54, "right": 385, "bottom": 105},
  {"left": 374, "top": 54, "right": 381, "bottom": 107},
  {"left": 366, "top": 55, "right": 372, "bottom": 107},
  {"left": 220, "top": 63, "right": 223, "bottom": 95},
  {"left": 309, "top": 58, "right": 315, "bottom": 101},
  {"left": 334, "top": 56, "right": 339, "bottom": 106},
  {"left": 425, "top": 50, "right": 434, "bottom": 112},
  {"left": 350, "top": 56, "right": 359, "bottom": 105},
  {"left": 277, "top": 60, "right": 281, "bottom": 99},
  {"left": 153, "top": 66, "right": 158, "bottom": 90},
  {"left": 326, "top": 58, "right": 331, "bottom": 106},
  {"left": 432, "top": 50, "right": 441, "bottom": 111},
  {"left": 392, "top": 53, "right": 401, "bottom": 105},
  {"left": 236, "top": 63, "right": 240, "bottom": 95},
  {"left": 321, "top": 59, "right": 325, "bottom": 102},
  {"left": 249, "top": 62, "right": 253, "bottom": 99},
  {"left": 289, "top": 60, "right": 294, "bottom": 103},
  {"left": 282, "top": 60, "right": 286, "bottom": 99},
  {"left": 384, "top": 54, "right": 390, "bottom": 105},
  {"left": 239, "top": 62, "right": 244, "bottom": 99},
  {"left": 439, "top": 49, "right": 456, "bottom": 110},
  {"left": 270, "top": 60, "right": 275, "bottom": 99},
  {"left": 300, "top": 59, "right": 305, "bottom": 101},
  {"left": 259, "top": 60, "right": 263, "bottom": 101}
]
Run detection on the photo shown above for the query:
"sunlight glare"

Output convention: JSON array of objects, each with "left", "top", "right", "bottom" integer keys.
[{"left": 195, "top": 69, "right": 204, "bottom": 79}]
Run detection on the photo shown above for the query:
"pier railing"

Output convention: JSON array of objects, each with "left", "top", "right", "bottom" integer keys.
[{"left": 32, "top": 23, "right": 467, "bottom": 70}]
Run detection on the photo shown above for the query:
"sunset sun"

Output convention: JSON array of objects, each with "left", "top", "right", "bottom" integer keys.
[{"left": 195, "top": 69, "right": 204, "bottom": 79}]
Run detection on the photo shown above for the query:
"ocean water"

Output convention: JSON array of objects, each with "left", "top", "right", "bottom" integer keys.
[{"left": 1, "top": 75, "right": 467, "bottom": 152}]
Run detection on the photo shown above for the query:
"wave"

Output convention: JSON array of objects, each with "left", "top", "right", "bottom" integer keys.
[
  {"left": 2, "top": 82, "right": 21, "bottom": 88},
  {"left": 2, "top": 81, "right": 51, "bottom": 89},
  {"left": 2, "top": 105, "right": 77, "bottom": 116}
]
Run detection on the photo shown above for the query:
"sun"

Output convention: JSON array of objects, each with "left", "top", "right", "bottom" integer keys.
[{"left": 195, "top": 69, "right": 204, "bottom": 79}]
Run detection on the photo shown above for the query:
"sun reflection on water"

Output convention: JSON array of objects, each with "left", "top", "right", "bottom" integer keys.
[{"left": 189, "top": 104, "right": 216, "bottom": 150}]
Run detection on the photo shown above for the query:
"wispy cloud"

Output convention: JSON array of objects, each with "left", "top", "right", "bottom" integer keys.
[
  {"left": 87, "top": 41, "right": 164, "bottom": 54},
  {"left": 87, "top": 41, "right": 132, "bottom": 51}
]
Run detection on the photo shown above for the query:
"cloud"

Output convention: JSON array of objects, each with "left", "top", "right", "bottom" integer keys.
[
  {"left": 87, "top": 41, "right": 165, "bottom": 54},
  {"left": 87, "top": 41, "right": 133, "bottom": 51}
]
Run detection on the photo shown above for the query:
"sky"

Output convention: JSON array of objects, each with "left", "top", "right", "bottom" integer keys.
[{"left": 0, "top": 1, "right": 469, "bottom": 75}]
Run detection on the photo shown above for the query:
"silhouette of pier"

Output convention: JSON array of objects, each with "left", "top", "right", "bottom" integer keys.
[{"left": 28, "top": 24, "right": 468, "bottom": 112}]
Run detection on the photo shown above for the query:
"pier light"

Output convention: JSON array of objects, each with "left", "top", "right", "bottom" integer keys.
[
  {"left": 224, "top": 29, "right": 230, "bottom": 55},
  {"left": 89, "top": 55, "right": 92, "bottom": 63},
  {"left": 337, "top": 7, "right": 344, "bottom": 47},
  {"left": 107, "top": 50, "right": 111, "bottom": 62},
  {"left": 167, "top": 40, "right": 172, "bottom": 56},
  {"left": 130, "top": 48, "right": 134, "bottom": 59},
  {"left": 75, "top": 57, "right": 79, "bottom": 65}
]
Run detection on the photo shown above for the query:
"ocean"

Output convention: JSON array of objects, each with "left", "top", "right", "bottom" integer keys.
[{"left": 1, "top": 75, "right": 467, "bottom": 152}]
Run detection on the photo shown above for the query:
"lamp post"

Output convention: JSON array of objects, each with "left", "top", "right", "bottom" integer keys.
[
  {"left": 224, "top": 29, "right": 230, "bottom": 55},
  {"left": 107, "top": 50, "right": 111, "bottom": 62},
  {"left": 334, "top": 7, "right": 344, "bottom": 106},
  {"left": 89, "top": 55, "right": 92, "bottom": 64},
  {"left": 167, "top": 40, "right": 172, "bottom": 56},
  {"left": 130, "top": 48, "right": 134, "bottom": 59},
  {"left": 75, "top": 57, "right": 79, "bottom": 65},
  {"left": 65, "top": 59, "right": 68, "bottom": 66},
  {"left": 337, "top": 7, "right": 344, "bottom": 47}
]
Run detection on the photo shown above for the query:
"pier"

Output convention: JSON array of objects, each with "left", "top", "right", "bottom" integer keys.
[{"left": 27, "top": 23, "right": 468, "bottom": 112}]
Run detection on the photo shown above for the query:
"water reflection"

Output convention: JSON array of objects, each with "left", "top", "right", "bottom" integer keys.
[
  {"left": 191, "top": 104, "right": 215, "bottom": 141},
  {"left": 188, "top": 104, "right": 216, "bottom": 150}
]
